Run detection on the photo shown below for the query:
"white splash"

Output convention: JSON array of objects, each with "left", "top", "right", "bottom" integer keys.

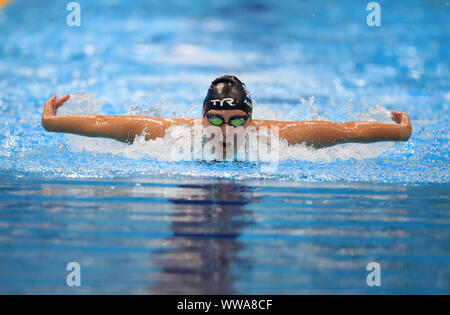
[{"left": 57, "top": 92, "right": 102, "bottom": 115}]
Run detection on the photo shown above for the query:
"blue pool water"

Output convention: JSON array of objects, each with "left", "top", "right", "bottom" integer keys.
[{"left": 0, "top": 0, "right": 449, "bottom": 293}]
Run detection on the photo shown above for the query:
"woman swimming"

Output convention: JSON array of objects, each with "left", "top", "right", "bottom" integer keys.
[{"left": 41, "top": 75, "right": 412, "bottom": 151}]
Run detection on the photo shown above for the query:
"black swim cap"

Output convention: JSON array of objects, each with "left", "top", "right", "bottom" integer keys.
[{"left": 202, "top": 75, "right": 253, "bottom": 117}]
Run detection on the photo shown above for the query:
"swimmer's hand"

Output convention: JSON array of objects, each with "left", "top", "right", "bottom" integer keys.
[
  {"left": 42, "top": 94, "right": 70, "bottom": 125},
  {"left": 390, "top": 110, "right": 412, "bottom": 140}
]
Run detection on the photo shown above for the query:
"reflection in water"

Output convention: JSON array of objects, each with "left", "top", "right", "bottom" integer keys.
[
  {"left": 2, "top": 179, "right": 448, "bottom": 294},
  {"left": 152, "top": 183, "right": 258, "bottom": 294}
]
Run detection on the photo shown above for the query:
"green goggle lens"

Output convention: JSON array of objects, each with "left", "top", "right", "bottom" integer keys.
[
  {"left": 230, "top": 118, "right": 245, "bottom": 127},
  {"left": 207, "top": 115, "right": 247, "bottom": 127},
  {"left": 209, "top": 117, "right": 224, "bottom": 126}
]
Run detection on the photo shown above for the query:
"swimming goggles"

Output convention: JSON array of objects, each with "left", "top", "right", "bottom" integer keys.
[{"left": 206, "top": 114, "right": 249, "bottom": 127}]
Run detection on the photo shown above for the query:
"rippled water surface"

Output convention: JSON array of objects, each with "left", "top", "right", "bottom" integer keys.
[
  {"left": 0, "top": 177, "right": 448, "bottom": 294},
  {"left": 0, "top": 0, "right": 449, "bottom": 293}
]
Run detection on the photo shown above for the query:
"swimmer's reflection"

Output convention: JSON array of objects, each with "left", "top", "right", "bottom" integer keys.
[{"left": 152, "top": 182, "right": 258, "bottom": 294}]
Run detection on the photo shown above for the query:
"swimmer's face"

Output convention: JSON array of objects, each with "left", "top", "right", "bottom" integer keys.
[{"left": 202, "top": 109, "right": 251, "bottom": 152}]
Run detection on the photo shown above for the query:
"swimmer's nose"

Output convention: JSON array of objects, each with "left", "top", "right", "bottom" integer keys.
[
  {"left": 221, "top": 125, "right": 235, "bottom": 142},
  {"left": 221, "top": 125, "right": 231, "bottom": 136}
]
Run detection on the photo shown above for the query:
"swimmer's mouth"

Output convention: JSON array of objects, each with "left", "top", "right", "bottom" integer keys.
[{"left": 222, "top": 141, "right": 232, "bottom": 150}]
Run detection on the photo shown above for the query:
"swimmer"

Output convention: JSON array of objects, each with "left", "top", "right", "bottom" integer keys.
[{"left": 41, "top": 75, "right": 412, "bottom": 150}]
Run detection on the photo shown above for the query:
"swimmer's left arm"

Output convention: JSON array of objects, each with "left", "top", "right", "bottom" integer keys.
[
  {"left": 254, "top": 110, "right": 412, "bottom": 148},
  {"left": 41, "top": 94, "right": 195, "bottom": 143}
]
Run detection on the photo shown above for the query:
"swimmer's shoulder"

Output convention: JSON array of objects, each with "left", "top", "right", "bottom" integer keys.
[
  {"left": 123, "top": 116, "right": 200, "bottom": 128},
  {"left": 164, "top": 117, "right": 201, "bottom": 125},
  {"left": 251, "top": 119, "right": 294, "bottom": 127}
]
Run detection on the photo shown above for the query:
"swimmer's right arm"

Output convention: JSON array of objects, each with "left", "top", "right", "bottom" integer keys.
[
  {"left": 41, "top": 95, "right": 195, "bottom": 144},
  {"left": 256, "top": 110, "right": 412, "bottom": 148}
]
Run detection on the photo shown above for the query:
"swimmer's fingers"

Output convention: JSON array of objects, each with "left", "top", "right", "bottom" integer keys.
[
  {"left": 390, "top": 110, "right": 409, "bottom": 125},
  {"left": 43, "top": 94, "right": 57, "bottom": 116},
  {"left": 392, "top": 110, "right": 412, "bottom": 140},
  {"left": 54, "top": 94, "right": 70, "bottom": 109},
  {"left": 390, "top": 110, "right": 401, "bottom": 123},
  {"left": 402, "top": 113, "right": 411, "bottom": 127},
  {"left": 44, "top": 94, "right": 69, "bottom": 117}
]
